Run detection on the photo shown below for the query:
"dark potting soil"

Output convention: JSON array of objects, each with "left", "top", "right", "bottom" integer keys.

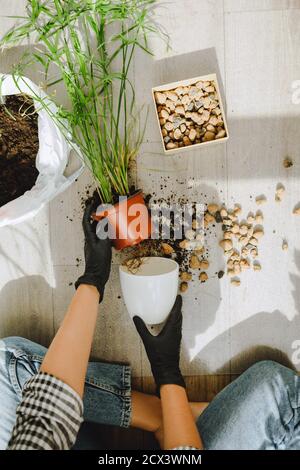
[
  {"left": 0, "top": 94, "right": 39, "bottom": 207},
  {"left": 111, "top": 185, "right": 139, "bottom": 205}
]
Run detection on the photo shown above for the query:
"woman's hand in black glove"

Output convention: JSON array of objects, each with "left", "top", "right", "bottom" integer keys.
[
  {"left": 75, "top": 196, "right": 112, "bottom": 302},
  {"left": 133, "top": 295, "right": 185, "bottom": 393}
]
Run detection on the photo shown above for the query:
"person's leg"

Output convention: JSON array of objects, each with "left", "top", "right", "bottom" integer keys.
[
  {"left": 82, "top": 361, "right": 132, "bottom": 428},
  {"left": 0, "top": 336, "right": 132, "bottom": 449},
  {"left": 0, "top": 337, "right": 47, "bottom": 449},
  {"left": 73, "top": 388, "right": 164, "bottom": 450},
  {"left": 196, "top": 360, "right": 300, "bottom": 450},
  {"left": 83, "top": 365, "right": 181, "bottom": 433},
  {"left": 131, "top": 391, "right": 162, "bottom": 432},
  {"left": 0, "top": 337, "right": 164, "bottom": 448},
  {"left": 0, "top": 337, "right": 161, "bottom": 438},
  {"left": 0, "top": 336, "right": 208, "bottom": 450},
  {"left": 0, "top": 336, "right": 131, "bottom": 449}
]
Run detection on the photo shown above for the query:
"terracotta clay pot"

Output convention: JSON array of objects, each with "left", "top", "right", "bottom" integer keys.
[{"left": 92, "top": 190, "right": 152, "bottom": 250}]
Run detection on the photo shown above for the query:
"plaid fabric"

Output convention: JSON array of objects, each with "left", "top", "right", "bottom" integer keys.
[
  {"left": 7, "top": 371, "right": 197, "bottom": 451},
  {"left": 8, "top": 372, "right": 83, "bottom": 450}
]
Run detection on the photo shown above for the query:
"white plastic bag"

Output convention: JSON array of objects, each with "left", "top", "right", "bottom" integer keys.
[{"left": 0, "top": 74, "right": 84, "bottom": 227}]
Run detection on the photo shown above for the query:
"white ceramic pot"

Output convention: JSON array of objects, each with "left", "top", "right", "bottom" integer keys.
[{"left": 119, "top": 257, "right": 179, "bottom": 325}]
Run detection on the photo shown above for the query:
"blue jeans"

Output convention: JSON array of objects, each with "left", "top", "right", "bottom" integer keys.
[
  {"left": 0, "top": 337, "right": 131, "bottom": 450},
  {"left": 197, "top": 360, "right": 300, "bottom": 450},
  {"left": 1, "top": 337, "right": 300, "bottom": 450}
]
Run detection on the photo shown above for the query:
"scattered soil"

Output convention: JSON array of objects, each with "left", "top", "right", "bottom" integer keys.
[
  {"left": 0, "top": 94, "right": 39, "bottom": 207},
  {"left": 283, "top": 157, "right": 293, "bottom": 169}
]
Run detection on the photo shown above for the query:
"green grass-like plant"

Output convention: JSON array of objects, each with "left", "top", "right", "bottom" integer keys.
[{"left": 1, "top": 0, "right": 163, "bottom": 203}]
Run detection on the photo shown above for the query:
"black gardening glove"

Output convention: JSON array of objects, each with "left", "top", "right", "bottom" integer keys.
[
  {"left": 133, "top": 295, "right": 185, "bottom": 394},
  {"left": 75, "top": 197, "right": 112, "bottom": 302}
]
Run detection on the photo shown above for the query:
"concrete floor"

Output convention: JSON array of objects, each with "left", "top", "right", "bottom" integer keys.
[{"left": 1, "top": 0, "right": 300, "bottom": 379}]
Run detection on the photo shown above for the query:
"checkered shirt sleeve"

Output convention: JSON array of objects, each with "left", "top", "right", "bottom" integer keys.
[{"left": 8, "top": 372, "right": 83, "bottom": 450}]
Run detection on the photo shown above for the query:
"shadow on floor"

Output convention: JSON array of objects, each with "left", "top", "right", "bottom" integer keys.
[{"left": 0, "top": 275, "right": 53, "bottom": 346}]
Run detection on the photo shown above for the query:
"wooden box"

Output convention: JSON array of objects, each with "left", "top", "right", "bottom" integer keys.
[{"left": 152, "top": 73, "right": 229, "bottom": 154}]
